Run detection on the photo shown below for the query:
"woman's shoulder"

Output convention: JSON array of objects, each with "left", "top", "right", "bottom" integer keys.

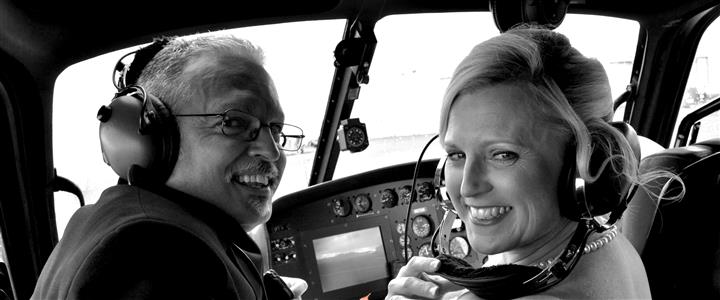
[{"left": 541, "top": 233, "right": 651, "bottom": 299}]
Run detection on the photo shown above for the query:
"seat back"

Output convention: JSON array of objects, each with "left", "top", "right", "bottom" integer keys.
[{"left": 625, "top": 138, "right": 720, "bottom": 299}]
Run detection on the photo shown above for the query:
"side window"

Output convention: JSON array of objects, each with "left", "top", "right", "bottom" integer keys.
[{"left": 672, "top": 19, "right": 720, "bottom": 146}]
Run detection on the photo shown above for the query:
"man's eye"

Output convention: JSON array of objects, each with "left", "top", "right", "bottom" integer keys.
[
  {"left": 222, "top": 117, "right": 251, "bottom": 130},
  {"left": 269, "top": 124, "right": 283, "bottom": 135}
]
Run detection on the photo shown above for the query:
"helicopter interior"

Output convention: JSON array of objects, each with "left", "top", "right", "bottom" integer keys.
[{"left": 2, "top": 0, "right": 720, "bottom": 299}]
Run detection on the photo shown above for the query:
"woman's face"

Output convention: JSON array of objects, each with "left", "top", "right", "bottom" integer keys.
[{"left": 442, "top": 83, "right": 569, "bottom": 255}]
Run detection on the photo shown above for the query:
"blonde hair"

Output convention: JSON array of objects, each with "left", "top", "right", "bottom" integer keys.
[{"left": 439, "top": 25, "right": 683, "bottom": 205}]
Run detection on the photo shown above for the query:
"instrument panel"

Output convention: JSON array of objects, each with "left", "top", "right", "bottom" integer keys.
[{"left": 267, "top": 160, "right": 480, "bottom": 300}]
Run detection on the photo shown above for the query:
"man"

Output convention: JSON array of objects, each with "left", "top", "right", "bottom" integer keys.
[{"left": 32, "top": 35, "right": 307, "bottom": 299}]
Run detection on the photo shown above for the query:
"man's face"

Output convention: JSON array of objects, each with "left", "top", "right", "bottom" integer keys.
[{"left": 167, "top": 53, "right": 286, "bottom": 231}]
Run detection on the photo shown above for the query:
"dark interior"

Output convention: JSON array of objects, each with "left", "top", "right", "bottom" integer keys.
[{"left": 3, "top": 0, "right": 720, "bottom": 299}]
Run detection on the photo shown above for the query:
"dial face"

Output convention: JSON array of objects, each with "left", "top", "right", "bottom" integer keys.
[
  {"left": 380, "top": 188, "right": 398, "bottom": 208},
  {"left": 412, "top": 215, "right": 432, "bottom": 238},
  {"left": 331, "top": 199, "right": 351, "bottom": 217},
  {"left": 402, "top": 246, "right": 413, "bottom": 260},
  {"left": 449, "top": 236, "right": 470, "bottom": 258},
  {"left": 418, "top": 243, "right": 433, "bottom": 257},
  {"left": 346, "top": 126, "right": 366, "bottom": 147},
  {"left": 354, "top": 194, "right": 372, "bottom": 213},
  {"left": 398, "top": 235, "right": 407, "bottom": 247},
  {"left": 396, "top": 223, "right": 406, "bottom": 235},
  {"left": 417, "top": 182, "right": 434, "bottom": 202},
  {"left": 399, "top": 185, "right": 412, "bottom": 204}
]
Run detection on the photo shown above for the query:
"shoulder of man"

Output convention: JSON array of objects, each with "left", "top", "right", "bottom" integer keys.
[{"left": 32, "top": 185, "right": 262, "bottom": 300}]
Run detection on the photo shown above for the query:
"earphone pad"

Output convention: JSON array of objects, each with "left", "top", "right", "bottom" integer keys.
[
  {"left": 561, "top": 122, "right": 640, "bottom": 219},
  {"left": 98, "top": 92, "right": 178, "bottom": 182}
]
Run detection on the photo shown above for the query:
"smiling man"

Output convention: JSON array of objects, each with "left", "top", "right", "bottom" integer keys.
[{"left": 32, "top": 36, "right": 306, "bottom": 300}]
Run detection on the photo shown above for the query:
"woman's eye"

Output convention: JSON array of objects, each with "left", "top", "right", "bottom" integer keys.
[
  {"left": 447, "top": 152, "right": 465, "bottom": 161},
  {"left": 491, "top": 151, "right": 518, "bottom": 163}
]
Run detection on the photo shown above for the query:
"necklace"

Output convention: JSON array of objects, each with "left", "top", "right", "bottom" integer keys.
[{"left": 533, "top": 225, "right": 618, "bottom": 269}]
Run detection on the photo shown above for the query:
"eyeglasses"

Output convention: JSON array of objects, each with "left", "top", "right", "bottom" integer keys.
[{"left": 174, "top": 109, "right": 305, "bottom": 151}]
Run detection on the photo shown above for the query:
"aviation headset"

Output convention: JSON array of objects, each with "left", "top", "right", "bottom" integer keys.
[
  {"left": 97, "top": 37, "right": 179, "bottom": 185},
  {"left": 430, "top": 121, "right": 641, "bottom": 299}
]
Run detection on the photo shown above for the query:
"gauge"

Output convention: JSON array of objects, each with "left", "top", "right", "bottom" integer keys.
[
  {"left": 346, "top": 126, "right": 367, "bottom": 148},
  {"left": 412, "top": 215, "right": 433, "bottom": 238},
  {"left": 417, "top": 182, "right": 434, "bottom": 202},
  {"left": 396, "top": 223, "right": 406, "bottom": 235},
  {"left": 402, "top": 246, "right": 414, "bottom": 260},
  {"left": 331, "top": 199, "right": 351, "bottom": 217},
  {"left": 449, "top": 236, "right": 470, "bottom": 258},
  {"left": 354, "top": 194, "right": 372, "bottom": 213},
  {"left": 398, "top": 235, "right": 407, "bottom": 247},
  {"left": 380, "top": 188, "right": 398, "bottom": 208},
  {"left": 418, "top": 243, "right": 433, "bottom": 257},
  {"left": 399, "top": 185, "right": 412, "bottom": 204}
]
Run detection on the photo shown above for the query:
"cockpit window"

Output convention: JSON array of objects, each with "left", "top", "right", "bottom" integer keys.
[
  {"left": 672, "top": 18, "right": 720, "bottom": 146},
  {"left": 333, "top": 12, "right": 639, "bottom": 179}
]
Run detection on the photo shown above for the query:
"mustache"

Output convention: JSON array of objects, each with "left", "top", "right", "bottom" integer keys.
[{"left": 234, "top": 160, "right": 279, "bottom": 176}]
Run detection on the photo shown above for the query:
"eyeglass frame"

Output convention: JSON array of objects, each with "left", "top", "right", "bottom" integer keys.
[{"left": 173, "top": 108, "right": 305, "bottom": 151}]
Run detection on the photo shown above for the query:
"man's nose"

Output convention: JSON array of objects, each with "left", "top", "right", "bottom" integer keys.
[{"left": 248, "top": 127, "right": 281, "bottom": 161}]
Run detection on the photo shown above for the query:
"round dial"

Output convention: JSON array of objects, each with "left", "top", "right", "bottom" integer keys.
[
  {"left": 346, "top": 126, "right": 367, "bottom": 147},
  {"left": 354, "top": 194, "right": 372, "bottom": 213},
  {"left": 418, "top": 243, "right": 433, "bottom": 257},
  {"left": 412, "top": 215, "right": 432, "bottom": 238},
  {"left": 449, "top": 236, "right": 470, "bottom": 258},
  {"left": 399, "top": 185, "right": 412, "bottom": 204},
  {"left": 396, "top": 223, "right": 406, "bottom": 235},
  {"left": 417, "top": 182, "right": 434, "bottom": 202},
  {"left": 398, "top": 235, "right": 407, "bottom": 247},
  {"left": 380, "top": 188, "right": 398, "bottom": 208},
  {"left": 331, "top": 199, "right": 351, "bottom": 217},
  {"left": 402, "top": 246, "right": 413, "bottom": 260}
]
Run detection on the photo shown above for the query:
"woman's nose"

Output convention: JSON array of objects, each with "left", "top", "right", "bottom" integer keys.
[{"left": 460, "top": 160, "right": 493, "bottom": 198}]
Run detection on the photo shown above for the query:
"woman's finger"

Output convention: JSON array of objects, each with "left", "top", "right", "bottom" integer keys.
[{"left": 387, "top": 275, "right": 439, "bottom": 299}]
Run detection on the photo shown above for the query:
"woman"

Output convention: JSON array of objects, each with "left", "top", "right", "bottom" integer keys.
[{"left": 386, "top": 26, "right": 672, "bottom": 299}]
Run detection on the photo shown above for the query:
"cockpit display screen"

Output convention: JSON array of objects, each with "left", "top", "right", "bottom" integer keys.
[{"left": 312, "top": 226, "right": 388, "bottom": 292}]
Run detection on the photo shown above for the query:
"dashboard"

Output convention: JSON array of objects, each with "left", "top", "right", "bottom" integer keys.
[{"left": 267, "top": 159, "right": 481, "bottom": 300}]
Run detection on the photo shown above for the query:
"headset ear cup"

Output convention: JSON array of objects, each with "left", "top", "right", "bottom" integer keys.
[
  {"left": 558, "top": 148, "right": 582, "bottom": 220},
  {"left": 98, "top": 93, "right": 156, "bottom": 181},
  {"left": 582, "top": 122, "right": 640, "bottom": 217},
  {"left": 141, "top": 93, "right": 180, "bottom": 182},
  {"left": 98, "top": 89, "right": 179, "bottom": 184},
  {"left": 560, "top": 122, "right": 641, "bottom": 220}
]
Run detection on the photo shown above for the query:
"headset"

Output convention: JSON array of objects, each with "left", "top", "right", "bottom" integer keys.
[
  {"left": 97, "top": 37, "right": 179, "bottom": 185},
  {"left": 429, "top": 121, "right": 641, "bottom": 299}
]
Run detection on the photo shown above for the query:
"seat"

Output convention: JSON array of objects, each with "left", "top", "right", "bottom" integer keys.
[
  {"left": 621, "top": 135, "right": 666, "bottom": 253},
  {"left": 623, "top": 138, "right": 720, "bottom": 299}
]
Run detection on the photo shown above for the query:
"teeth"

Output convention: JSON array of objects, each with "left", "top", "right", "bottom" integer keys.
[
  {"left": 469, "top": 206, "right": 512, "bottom": 220},
  {"left": 233, "top": 174, "right": 271, "bottom": 186}
]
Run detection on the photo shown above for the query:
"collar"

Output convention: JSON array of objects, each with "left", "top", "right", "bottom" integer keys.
[{"left": 141, "top": 183, "right": 262, "bottom": 255}]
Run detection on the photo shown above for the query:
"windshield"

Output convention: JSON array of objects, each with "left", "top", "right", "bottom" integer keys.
[{"left": 333, "top": 12, "right": 640, "bottom": 179}]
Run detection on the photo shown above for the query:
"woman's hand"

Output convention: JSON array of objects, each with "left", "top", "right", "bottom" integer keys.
[
  {"left": 280, "top": 276, "right": 308, "bottom": 300},
  {"left": 386, "top": 256, "right": 466, "bottom": 300}
]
